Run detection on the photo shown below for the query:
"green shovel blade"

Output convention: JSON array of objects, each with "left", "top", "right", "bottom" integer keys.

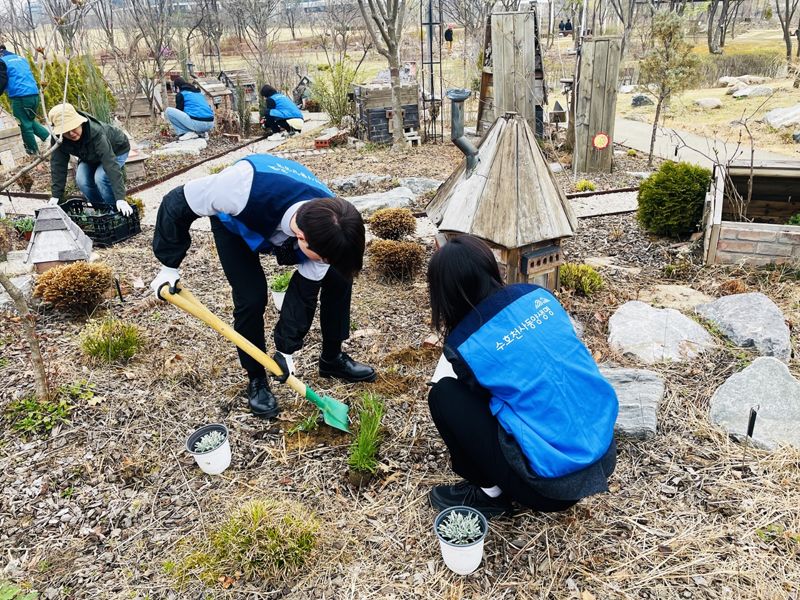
[{"left": 305, "top": 387, "right": 350, "bottom": 433}]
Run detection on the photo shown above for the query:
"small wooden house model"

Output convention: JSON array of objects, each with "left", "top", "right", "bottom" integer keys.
[
  {"left": 24, "top": 206, "right": 93, "bottom": 273},
  {"left": 353, "top": 82, "right": 420, "bottom": 144},
  {"left": 426, "top": 112, "right": 576, "bottom": 290},
  {"left": 218, "top": 69, "right": 258, "bottom": 104}
]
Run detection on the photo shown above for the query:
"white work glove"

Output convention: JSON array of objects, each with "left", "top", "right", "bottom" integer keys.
[
  {"left": 150, "top": 265, "right": 180, "bottom": 299},
  {"left": 116, "top": 199, "right": 133, "bottom": 216},
  {"left": 48, "top": 197, "right": 60, "bottom": 206},
  {"left": 271, "top": 351, "right": 295, "bottom": 383}
]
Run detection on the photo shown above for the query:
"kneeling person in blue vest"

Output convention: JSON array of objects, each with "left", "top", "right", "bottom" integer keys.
[
  {"left": 426, "top": 235, "right": 618, "bottom": 519},
  {"left": 47, "top": 103, "right": 133, "bottom": 216},
  {"left": 150, "top": 154, "right": 377, "bottom": 418},
  {"left": 164, "top": 77, "right": 215, "bottom": 141},
  {"left": 260, "top": 84, "right": 304, "bottom": 135}
]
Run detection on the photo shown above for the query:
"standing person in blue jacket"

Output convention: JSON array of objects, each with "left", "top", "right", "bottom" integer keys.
[
  {"left": 164, "top": 77, "right": 215, "bottom": 140},
  {"left": 149, "top": 154, "right": 377, "bottom": 420},
  {"left": 426, "top": 235, "right": 618, "bottom": 518},
  {"left": 0, "top": 43, "right": 50, "bottom": 155},
  {"left": 260, "top": 84, "right": 304, "bottom": 135}
]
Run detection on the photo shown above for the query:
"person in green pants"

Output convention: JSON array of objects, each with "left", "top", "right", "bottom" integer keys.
[{"left": 0, "top": 44, "right": 50, "bottom": 155}]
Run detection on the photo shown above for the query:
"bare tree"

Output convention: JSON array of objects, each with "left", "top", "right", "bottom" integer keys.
[
  {"left": 128, "top": 0, "right": 177, "bottom": 112},
  {"left": 774, "top": 0, "right": 800, "bottom": 59},
  {"left": 1, "top": 0, "right": 43, "bottom": 52},
  {"left": 608, "top": 0, "right": 637, "bottom": 56},
  {"left": 442, "top": 0, "right": 488, "bottom": 85},
  {"left": 227, "top": 0, "right": 281, "bottom": 85},
  {"left": 198, "top": 0, "right": 225, "bottom": 73},
  {"left": 282, "top": 0, "right": 303, "bottom": 40},
  {"left": 357, "top": 0, "right": 408, "bottom": 147},
  {"left": 41, "top": 0, "right": 87, "bottom": 53}
]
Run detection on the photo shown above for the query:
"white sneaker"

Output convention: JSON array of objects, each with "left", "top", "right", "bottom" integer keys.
[
  {"left": 267, "top": 132, "right": 286, "bottom": 141},
  {"left": 179, "top": 132, "right": 199, "bottom": 141},
  {"left": 202, "top": 132, "right": 209, "bottom": 139}
]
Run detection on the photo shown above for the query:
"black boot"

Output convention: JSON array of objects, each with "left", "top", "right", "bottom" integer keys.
[
  {"left": 429, "top": 480, "right": 514, "bottom": 519},
  {"left": 246, "top": 376, "right": 279, "bottom": 418},
  {"left": 319, "top": 352, "right": 377, "bottom": 383}
]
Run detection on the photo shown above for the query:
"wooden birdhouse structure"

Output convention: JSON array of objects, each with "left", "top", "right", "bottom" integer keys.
[
  {"left": 218, "top": 69, "right": 258, "bottom": 105},
  {"left": 427, "top": 91, "right": 576, "bottom": 290},
  {"left": 24, "top": 206, "right": 93, "bottom": 273}
]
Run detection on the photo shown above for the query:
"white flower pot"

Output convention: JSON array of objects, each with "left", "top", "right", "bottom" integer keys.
[
  {"left": 271, "top": 290, "right": 286, "bottom": 311},
  {"left": 186, "top": 423, "right": 231, "bottom": 475},
  {"left": 434, "top": 506, "right": 488, "bottom": 575}
]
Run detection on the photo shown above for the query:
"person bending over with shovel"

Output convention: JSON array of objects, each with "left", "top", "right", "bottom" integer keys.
[
  {"left": 150, "top": 154, "right": 377, "bottom": 419},
  {"left": 426, "top": 235, "right": 618, "bottom": 519}
]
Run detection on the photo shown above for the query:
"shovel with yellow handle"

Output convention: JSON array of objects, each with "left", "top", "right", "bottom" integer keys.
[{"left": 160, "top": 286, "right": 350, "bottom": 433}]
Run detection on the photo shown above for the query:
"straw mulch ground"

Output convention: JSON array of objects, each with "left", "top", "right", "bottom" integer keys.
[{"left": 1, "top": 147, "right": 799, "bottom": 599}]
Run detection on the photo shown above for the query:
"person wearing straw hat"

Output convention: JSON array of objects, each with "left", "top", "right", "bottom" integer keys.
[
  {"left": 0, "top": 43, "right": 50, "bottom": 155},
  {"left": 47, "top": 102, "right": 133, "bottom": 216}
]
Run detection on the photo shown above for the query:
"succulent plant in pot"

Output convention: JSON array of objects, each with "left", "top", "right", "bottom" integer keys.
[
  {"left": 186, "top": 423, "right": 231, "bottom": 475},
  {"left": 434, "top": 505, "right": 488, "bottom": 575},
  {"left": 269, "top": 271, "right": 293, "bottom": 311},
  {"left": 13, "top": 217, "right": 35, "bottom": 241}
]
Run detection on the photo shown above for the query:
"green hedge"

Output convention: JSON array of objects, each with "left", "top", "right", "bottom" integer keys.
[{"left": 637, "top": 161, "right": 712, "bottom": 238}]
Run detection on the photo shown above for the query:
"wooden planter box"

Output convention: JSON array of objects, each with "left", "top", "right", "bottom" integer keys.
[{"left": 704, "top": 160, "right": 800, "bottom": 266}]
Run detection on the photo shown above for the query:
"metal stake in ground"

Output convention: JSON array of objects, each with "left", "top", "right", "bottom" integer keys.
[{"left": 159, "top": 286, "right": 350, "bottom": 433}]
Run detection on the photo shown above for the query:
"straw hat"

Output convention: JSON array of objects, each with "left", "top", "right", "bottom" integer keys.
[{"left": 48, "top": 103, "right": 87, "bottom": 135}]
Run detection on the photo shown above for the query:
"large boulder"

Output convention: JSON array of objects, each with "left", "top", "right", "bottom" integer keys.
[
  {"left": 601, "top": 367, "right": 665, "bottom": 440},
  {"left": 608, "top": 301, "right": 715, "bottom": 364},
  {"left": 399, "top": 177, "right": 442, "bottom": 197},
  {"left": 345, "top": 187, "right": 415, "bottom": 215},
  {"left": 710, "top": 357, "right": 800, "bottom": 450},
  {"left": 763, "top": 103, "right": 800, "bottom": 129},
  {"left": 695, "top": 98, "right": 722, "bottom": 110},
  {"left": 732, "top": 86, "right": 774, "bottom": 99},
  {"left": 328, "top": 173, "right": 392, "bottom": 193},
  {"left": 631, "top": 94, "right": 654, "bottom": 107},
  {"left": 695, "top": 292, "right": 791, "bottom": 362}
]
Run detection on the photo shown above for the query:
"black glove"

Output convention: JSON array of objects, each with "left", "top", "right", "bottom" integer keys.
[
  {"left": 273, "top": 237, "right": 302, "bottom": 266},
  {"left": 272, "top": 351, "right": 292, "bottom": 383}
]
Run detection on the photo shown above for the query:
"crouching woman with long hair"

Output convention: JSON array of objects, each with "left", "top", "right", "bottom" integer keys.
[{"left": 426, "top": 235, "right": 618, "bottom": 519}]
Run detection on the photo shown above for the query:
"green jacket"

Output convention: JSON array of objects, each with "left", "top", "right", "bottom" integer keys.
[{"left": 51, "top": 111, "right": 131, "bottom": 202}]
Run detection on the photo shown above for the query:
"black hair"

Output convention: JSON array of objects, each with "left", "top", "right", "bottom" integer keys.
[
  {"left": 427, "top": 234, "right": 503, "bottom": 336},
  {"left": 174, "top": 76, "right": 200, "bottom": 93},
  {"left": 0, "top": 44, "right": 6, "bottom": 51},
  {"left": 260, "top": 84, "right": 278, "bottom": 98},
  {"left": 296, "top": 197, "right": 365, "bottom": 280}
]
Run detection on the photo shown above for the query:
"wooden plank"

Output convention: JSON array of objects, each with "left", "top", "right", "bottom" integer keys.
[
  {"left": 604, "top": 37, "right": 622, "bottom": 157},
  {"left": 587, "top": 39, "right": 609, "bottom": 172},
  {"left": 574, "top": 37, "right": 594, "bottom": 173}
]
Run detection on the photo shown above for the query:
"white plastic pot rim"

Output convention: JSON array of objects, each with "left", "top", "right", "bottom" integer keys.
[
  {"left": 434, "top": 505, "right": 488, "bottom": 548},
  {"left": 186, "top": 423, "right": 229, "bottom": 455}
]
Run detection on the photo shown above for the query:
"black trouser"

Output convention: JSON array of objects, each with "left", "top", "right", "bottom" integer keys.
[
  {"left": 428, "top": 377, "right": 577, "bottom": 512},
  {"left": 210, "top": 217, "right": 351, "bottom": 379},
  {"left": 262, "top": 114, "right": 299, "bottom": 133}
]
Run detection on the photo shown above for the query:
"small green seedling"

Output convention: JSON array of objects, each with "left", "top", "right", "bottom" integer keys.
[
  {"left": 437, "top": 510, "right": 483, "bottom": 545},
  {"left": 347, "top": 392, "right": 384, "bottom": 474},
  {"left": 13, "top": 217, "right": 35, "bottom": 234},
  {"left": 270, "top": 271, "right": 293, "bottom": 293},
  {"left": 194, "top": 430, "right": 226, "bottom": 453},
  {"left": 288, "top": 413, "right": 320, "bottom": 435},
  {"left": 788, "top": 213, "right": 800, "bottom": 226},
  {"left": 575, "top": 179, "right": 597, "bottom": 192}
]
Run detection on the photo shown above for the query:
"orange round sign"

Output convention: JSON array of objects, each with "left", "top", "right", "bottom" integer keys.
[{"left": 593, "top": 132, "right": 610, "bottom": 150}]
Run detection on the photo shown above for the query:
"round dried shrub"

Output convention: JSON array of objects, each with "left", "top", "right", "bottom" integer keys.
[
  {"left": 34, "top": 261, "right": 113, "bottom": 311},
  {"left": 81, "top": 318, "right": 143, "bottom": 363},
  {"left": 369, "top": 239, "right": 425, "bottom": 282},
  {"left": 369, "top": 208, "right": 416, "bottom": 240}
]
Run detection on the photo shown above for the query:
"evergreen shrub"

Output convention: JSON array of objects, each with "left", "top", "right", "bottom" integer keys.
[{"left": 637, "top": 161, "right": 711, "bottom": 237}]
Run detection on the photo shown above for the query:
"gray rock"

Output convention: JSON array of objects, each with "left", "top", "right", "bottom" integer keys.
[
  {"left": 627, "top": 171, "right": 653, "bottom": 180},
  {"left": 345, "top": 187, "right": 415, "bottom": 215},
  {"left": 737, "top": 74, "right": 771, "bottom": 85},
  {"left": 631, "top": 94, "right": 654, "bottom": 107},
  {"left": 328, "top": 173, "right": 391, "bottom": 193},
  {"left": 608, "top": 301, "right": 715, "bottom": 364},
  {"left": 718, "top": 76, "right": 741, "bottom": 87},
  {"left": 794, "top": 132, "right": 800, "bottom": 144},
  {"left": 569, "top": 315, "right": 584, "bottom": 339},
  {"left": 695, "top": 97, "right": 722, "bottom": 109},
  {"left": 152, "top": 137, "right": 207, "bottom": 156},
  {"left": 763, "top": 103, "right": 800, "bottom": 129},
  {"left": 601, "top": 367, "right": 665, "bottom": 439},
  {"left": 398, "top": 177, "right": 442, "bottom": 196},
  {"left": 695, "top": 292, "right": 791, "bottom": 362},
  {"left": 638, "top": 284, "right": 714, "bottom": 312},
  {"left": 0, "top": 274, "right": 33, "bottom": 309},
  {"left": 710, "top": 357, "right": 800, "bottom": 450},
  {"left": 549, "top": 162, "right": 564, "bottom": 173},
  {"left": 732, "top": 85, "right": 773, "bottom": 99},
  {"left": 619, "top": 84, "right": 637, "bottom": 94},
  {"left": 725, "top": 81, "right": 748, "bottom": 95}
]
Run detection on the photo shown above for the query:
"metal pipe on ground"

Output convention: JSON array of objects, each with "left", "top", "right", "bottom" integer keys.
[{"left": 447, "top": 88, "right": 479, "bottom": 174}]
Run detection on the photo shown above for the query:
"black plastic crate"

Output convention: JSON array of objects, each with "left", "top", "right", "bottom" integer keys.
[{"left": 62, "top": 198, "right": 141, "bottom": 247}]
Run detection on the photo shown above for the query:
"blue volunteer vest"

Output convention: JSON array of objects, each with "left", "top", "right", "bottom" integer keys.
[
  {"left": 0, "top": 51, "right": 39, "bottom": 98},
  {"left": 447, "top": 284, "right": 618, "bottom": 479},
  {"left": 216, "top": 154, "right": 334, "bottom": 253},
  {"left": 269, "top": 93, "right": 303, "bottom": 120},
  {"left": 180, "top": 89, "right": 213, "bottom": 120}
]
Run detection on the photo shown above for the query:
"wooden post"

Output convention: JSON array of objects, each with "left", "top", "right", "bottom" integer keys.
[{"left": 573, "top": 36, "right": 622, "bottom": 174}]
